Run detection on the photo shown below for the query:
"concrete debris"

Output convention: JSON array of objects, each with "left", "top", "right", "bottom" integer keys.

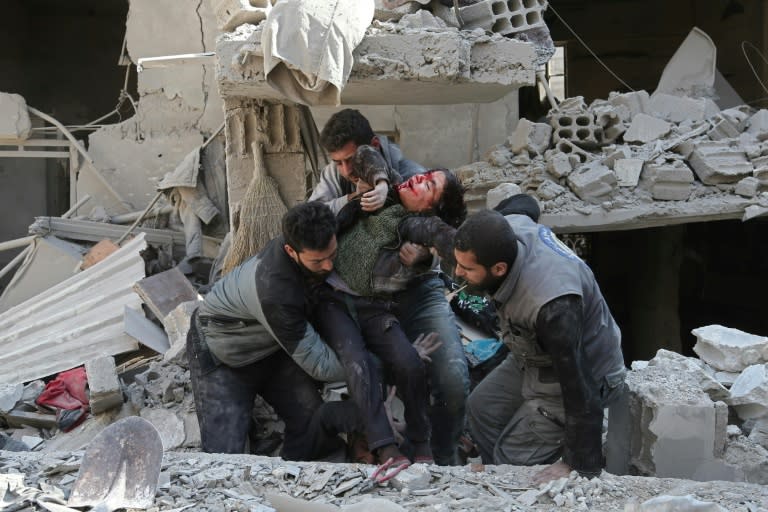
[
  {"left": 642, "top": 160, "right": 694, "bottom": 201},
  {"left": 508, "top": 118, "right": 552, "bottom": 156},
  {"left": 688, "top": 141, "right": 753, "bottom": 185},
  {"left": 648, "top": 93, "right": 719, "bottom": 124},
  {"left": 735, "top": 176, "right": 760, "bottom": 198},
  {"left": 389, "top": 463, "right": 431, "bottom": 491},
  {"left": 566, "top": 162, "right": 617, "bottom": 203},
  {"left": 0, "top": 91, "right": 32, "bottom": 140},
  {"left": 692, "top": 324, "right": 768, "bottom": 373},
  {"left": 396, "top": 10, "right": 447, "bottom": 30},
  {"left": 432, "top": 0, "right": 548, "bottom": 36},
  {"left": 211, "top": 0, "right": 271, "bottom": 32},
  {"left": 624, "top": 494, "right": 726, "bottom": 512},
  {"left": 614, "top": 159, "right": 644, "bottom": 187},
  {"left": 747, "top": 109, "right": 768, "bottom": 141},
  {"left": 374, "top": 0, "right": 422, "bottom": 22},
  {"left": 551, "top": 108, "right": 604, "bottom": 150},
  {"left": 486, "top": 182, "right": 522, "bottom": 209},
  {"left": 727, "top": 363, "right": 768, "bottom": 420},
  {"left": 0, "top": 382, "right": 24, "bottom": 414},
  {"left": 162, "top": 300, "right": 200, "bottom": 366},
  {"left": 84, "top": 356, "right": 123, "bottom": 415},
  {"left": 2, "top": 450, "right": 767, "bottom": 512},
  {"left": 624, "top": 114, "right": 672, "bottom": 144}
]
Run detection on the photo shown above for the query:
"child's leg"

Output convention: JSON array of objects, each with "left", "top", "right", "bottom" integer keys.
[
  {"left": 313, "top": 293, "right": 398, "bottom": 454},
  {"left": 355, "top": 298, "right": 432, "bottom": 455}
]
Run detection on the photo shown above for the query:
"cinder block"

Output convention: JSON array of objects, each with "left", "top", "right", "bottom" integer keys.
[
  {"left": 642, "top": 162, "right": 693, "bottom": 201},
  {"left": 555, "top": 139, "right": 590, "bottom": 166},
  {"left": 689, "top": 142, "right": 753, "bottom": 185},
  {"left": 567, "top": 163, "right": 616, "bottom": 202},
  {"left": 85, "top": 356, "right": 123, "bottom": 415},
  {"left": 433, "top": 0, "right": 548, "bottom": 36},
  {"left": 550, "top": 112, "right": 604, "bottom": 149}
]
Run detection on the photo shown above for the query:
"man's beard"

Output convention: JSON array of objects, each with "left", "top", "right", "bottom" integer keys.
[
  {"left": 464, "top": 272, "right": 505, "bottom": 296},
  {"left": 296, "top": 258, "right": 331, "bottom": 283}
]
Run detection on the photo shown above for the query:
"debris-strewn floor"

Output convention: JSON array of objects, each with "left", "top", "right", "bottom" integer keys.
[{"left": 2, "top": 450, "right": 767, "bottom": 511}]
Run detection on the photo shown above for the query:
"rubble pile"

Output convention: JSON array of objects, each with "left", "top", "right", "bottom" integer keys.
[
  {"left": 458, "top": 93, "right": 768, "bottom": 225},
  {"left": 1, "top": 450, "right": 767, "bottom": 511}
]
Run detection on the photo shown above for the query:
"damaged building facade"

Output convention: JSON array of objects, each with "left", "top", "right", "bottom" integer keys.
[{"left": 1, "top": 0, "right": 768, "bottom": 510}]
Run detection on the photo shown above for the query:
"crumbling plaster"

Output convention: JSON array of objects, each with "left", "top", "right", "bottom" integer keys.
[{"left": 81, "top": 0, "right": 225, "bottom": 213}]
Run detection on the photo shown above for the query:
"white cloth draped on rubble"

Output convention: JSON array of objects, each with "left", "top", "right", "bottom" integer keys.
[{"left": 261, "top": 0, "right": 374, "bottom": 106}]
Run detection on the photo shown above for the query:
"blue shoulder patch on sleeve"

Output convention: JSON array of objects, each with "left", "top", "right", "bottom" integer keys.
[{"left": 538, "top": 225, "right": 579, "bottom": 261}]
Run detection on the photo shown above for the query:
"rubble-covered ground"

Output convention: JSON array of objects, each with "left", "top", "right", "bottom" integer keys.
[{"left": 2, "top": 449, "right": 767, "bottom": 512}]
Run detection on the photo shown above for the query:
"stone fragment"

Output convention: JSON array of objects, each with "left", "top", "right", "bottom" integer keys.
[
  {"left": 567, "top": 163, "right": 616, "bottom": 203},
  {"left": 641, "top": 161, "right": 694, "bottom": 200},
  {"left": 614, "top": 159, "right": 644, "bottom": 187},
  {"left": 141, "top": 407, "right": 185, "bottom": 450},
  {"left": 753, "top": 166, "right": 768, "bottom": 187},
  {"left": 688, "top": 142, "right": 753, "bottom": 185},
  {"left": 546, "top": 152, "right": 573, "bottom": 178},
  {"left": 648, "top": 93, "right": 714, "bottom": 123},
  {"left": 0, "top": 383, "right": 23, "bottom": 414},
  {"left": 606, "top": 349, "right": 731, "bottom": 481},
  {"left": 692, "top": 325, "right": 768, "bottom": 373},
  {"left": 389, "top": 463, "right": 431, "bottom": 491},
  {"left": 508, "top": 118, "right": 552, "bottom": 155},
  {"left": 607, "top": 90, "right": 649, "bottom": 122},
  {"left": 623, "top": 114, "right": 672, "bottom": 144},
  {"left": 486, "top": 182, "right": 522, "bottom": 209},
  {"left": 748, "top": 418, "right": 768, "bottom": 450},
  {"left": 162, "top": 300, "right": 199, "bottom": 366},
  {"left": 536, "top": 180, "right": 566, "bottom": 200},
  {"left": 735, "top": 176, "right": 760, "bottom": 198},
  {"left": 707, "top": 116, "right": 741, "bottom": 141},
  {"left": 727, "top": 364, "right": 768, "bottom": 420},
  {"left": 747, "top": 109, "right": 768, "bottom": 141},
  {"left": 374, "top": 0, "right": 421, "bottom": 22},
  {"left": 720, "top": 106, "right": 751, "bottom": 131},
  {"left": 601, "top": 146, "right": 631, "bottom": 169},
  {"left": 0, "top": 92, "right": 32, "bottom": 140},
  {"left": 183, "top": 412, "right": 201, "bottom": 448},
  {"left": 397, "top": 10, "right": 447, "bottom": 29},
  {"left": 625, "top": 495, "right": 727, "bottom": 512},
  {"left": 84, "top": 356, "right": 123, "bottom": 415}
]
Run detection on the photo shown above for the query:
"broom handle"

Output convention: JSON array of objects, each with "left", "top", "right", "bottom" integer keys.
[{"left": 251, "top": 141, "right": 267, "bottom": 181}]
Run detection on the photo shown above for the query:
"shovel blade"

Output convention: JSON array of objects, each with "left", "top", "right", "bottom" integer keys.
[{"left": 67, "top": 416, "right": 163, "bottom": 511}]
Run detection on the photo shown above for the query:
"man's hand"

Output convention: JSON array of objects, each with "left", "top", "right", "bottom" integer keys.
[
  {"left": 361, "top": 181, "right": 388, "bottom": 212},
  {"left": 399, "top": 242, "right": 431, "bottom": 267},
  {"left": 531, "top": 459, "right": 572, "bottom": 486},
  {"left": 412, "top": 332, "right": 442, "bottom": 363},
  {"left": 383, "top": 386, "right": 406, "bottom": 445}
]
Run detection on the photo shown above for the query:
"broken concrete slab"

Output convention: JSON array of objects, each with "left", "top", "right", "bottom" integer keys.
[
  {"left": 692, "top": 325, "right": 768, "bottom": 373},
  {"left": 140, "top": 407, "right": 185, "bottom": 450},
  {"left": 545, "top": 151, "right": 572, "bottom": 179},
  {"left": 727, "top": 364, "right": 768, "bottom": 420},
  {"left": 162, "top": 300, "right": 199, "bottom": 366},
  {"left": 566, "top": 163, "right": 616, "bottom": 203},
  {"left": 623, "top": 114, "right": 672, "bottom": 144},
  {"left": 0, "top": 383, "right": 23, "bottom": 414},
  {"left": 614, "top": 158, "right": 644, "bottom": 187},
  {"left": 508, "top": 118, "right": 552, "bottom": 156},
  {"left": 648, "top": 93, "right": 717, "bottom": 123},
  {"left": 747, "top": 109, "right": 768, "bottom": 141},
  {"left": 607, "top": 349, "right": 732, "bottom": 481},
  {"left": 641, "top": 161, "right": 694, "bottom": 201},
  {"left": 654, "top": 27, "right": 716, "bottom": 99},
  {"left": 607, "top": 90, "right": 649, "bottom": 123},
  {"left": 735, "top": 176, "right": 760, "bottom": 198},
  {"left": 0, "top": 92, "right": 32, "bottom": 140},
  {"left": 133, "top": 266, "right": 198, "bottom": 321},
  {"left": 84, "top": 356, "right": 123, "bottom": 415},
  {"left": 124, "top": 306, "right": 171, "bottom": 354},
  {"left": 217, "top": 23, "right": 537, "bottom": 104},
  {"left": 688, "top": 142, "right": 753, "bottom": 185}
]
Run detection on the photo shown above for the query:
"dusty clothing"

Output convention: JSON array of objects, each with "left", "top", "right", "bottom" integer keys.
[
  {"left": 309, "top": 135, "right": 424, "bottom": 213},
  {"left": 187, "top": 313, "right": 353, "bottom": 459},
  {"left": 314, "top": 290, "right": 431, "bottom": 452},
  {"left": 196, "top": 236, "right": 343, "bottom": 382},
  {"left": 467, "top": 214, "right": 626, "bottom": 476}
]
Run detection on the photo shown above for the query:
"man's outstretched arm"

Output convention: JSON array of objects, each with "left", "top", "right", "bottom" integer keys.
[{"left": 534, "top": 294, "right": 603, "bottom": 483}]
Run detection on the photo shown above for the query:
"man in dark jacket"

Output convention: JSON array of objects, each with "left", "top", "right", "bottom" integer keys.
[
  {"left": 452, "top": 209, "right": 627, "bottom": 483},
  {"left": 187, "top": 202, "right": 354, "bottom": 459},
  {"left": 309, "top": 109, "right": 470, "bottom": 465}
]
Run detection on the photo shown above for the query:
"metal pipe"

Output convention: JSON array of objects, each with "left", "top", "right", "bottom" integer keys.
[{"left": 27, "top": 107, "right": 94, "bottom": 165}]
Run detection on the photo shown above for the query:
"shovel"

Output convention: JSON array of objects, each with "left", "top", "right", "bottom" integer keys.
[{"left": 67, "top": 416, "right": 163, "bottom": 511}]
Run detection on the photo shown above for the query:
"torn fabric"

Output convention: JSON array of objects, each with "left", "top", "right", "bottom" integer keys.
[{"left": 261, "top": 0, "right": 375, "bottom": 106}]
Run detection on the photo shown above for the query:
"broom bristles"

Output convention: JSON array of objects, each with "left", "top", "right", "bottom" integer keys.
[{"left": 222, "top": 142, "right": 288, "bottom": 274}]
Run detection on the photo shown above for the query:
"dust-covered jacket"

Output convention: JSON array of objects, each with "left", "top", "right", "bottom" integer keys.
[{"left": 196, "top": 236, "right": 344, "bottom": 382}]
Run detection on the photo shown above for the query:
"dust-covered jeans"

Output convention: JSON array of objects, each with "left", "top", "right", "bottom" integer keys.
[
  {"left": 395, "top": 275, "right": 470, "bottom": 465},
  {"left": 467, "top": 353, "right": 625, "bottom": 465},
  {"left": 187, "top": 312, "right": 355, "bottom": 460}
]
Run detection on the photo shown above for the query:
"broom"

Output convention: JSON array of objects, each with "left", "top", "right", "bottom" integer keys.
[{"left": 222, "top": 139, "right": 288, "bottom": 274}]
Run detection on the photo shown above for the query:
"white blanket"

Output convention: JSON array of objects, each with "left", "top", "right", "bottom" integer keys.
[{"left": 261, "top": 0, "right": 374, "bottom": 106}]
